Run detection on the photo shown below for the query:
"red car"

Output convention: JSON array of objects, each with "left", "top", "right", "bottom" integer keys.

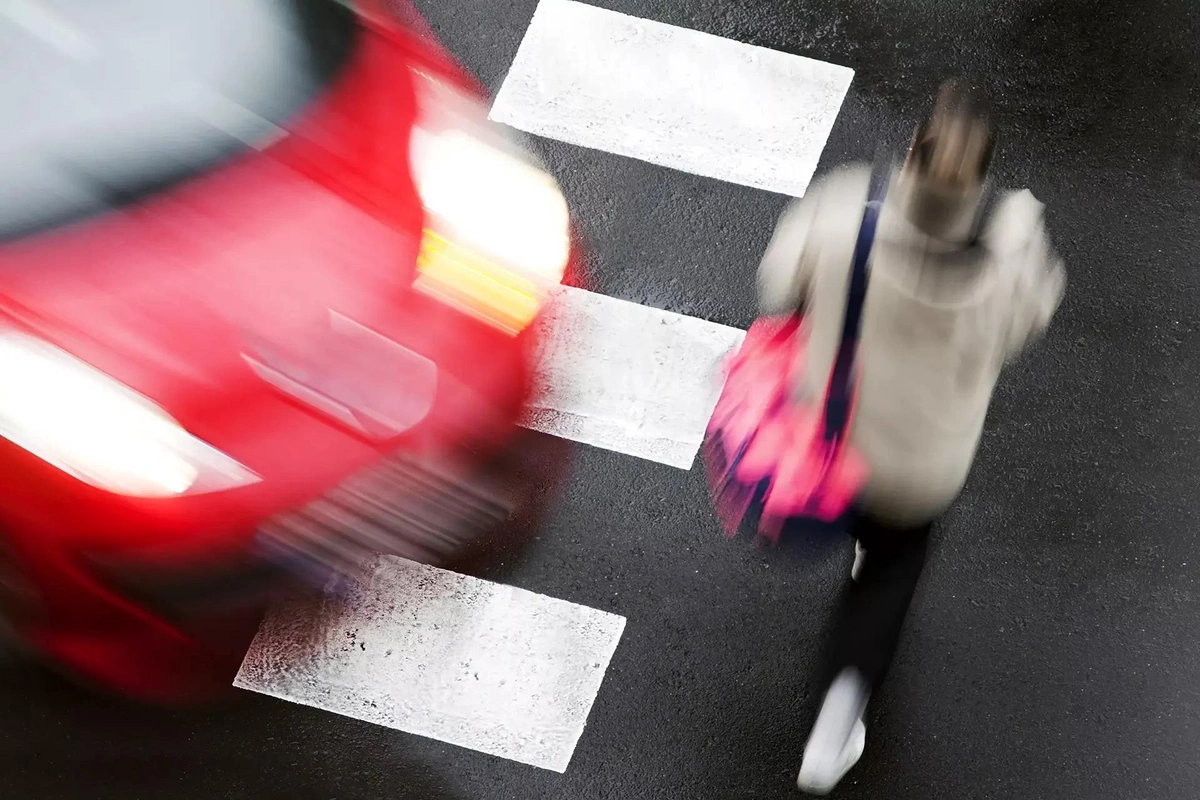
[{"left": 0, "top": 0, "right": 575, "bottom": 701}]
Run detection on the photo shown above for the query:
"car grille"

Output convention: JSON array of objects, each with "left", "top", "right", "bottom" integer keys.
[
  {"left": 80, "top": 451, "right": 513, "bottom": 622},
  {"left": 255, "top": 451, "right": 514, "bottom": 586}
]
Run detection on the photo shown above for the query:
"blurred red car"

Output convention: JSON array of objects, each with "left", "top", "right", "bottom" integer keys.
[{"left": 0, "top": 0, "right": 575, "bottom": 700}]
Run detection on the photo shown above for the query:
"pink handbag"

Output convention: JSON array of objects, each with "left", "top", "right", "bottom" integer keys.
[{"left": 703, "top": 164, "right": 889, "bottom": 543}]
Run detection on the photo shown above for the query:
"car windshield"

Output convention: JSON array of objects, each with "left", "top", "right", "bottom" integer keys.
[{"left": 0, "top": 0, "right": 357, "bottom": 242}]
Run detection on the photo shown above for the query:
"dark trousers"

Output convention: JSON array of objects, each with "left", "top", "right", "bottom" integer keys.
[{"left": 825, "top": 515, "right": 933, "bottom": 692}]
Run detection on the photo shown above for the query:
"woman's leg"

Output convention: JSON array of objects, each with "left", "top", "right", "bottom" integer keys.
[
  {"left": 798, "top": 516, "right": 933, "bottom": 795},
  {"left": 829, "top": 516, "right": 933, "bottom": 690}
]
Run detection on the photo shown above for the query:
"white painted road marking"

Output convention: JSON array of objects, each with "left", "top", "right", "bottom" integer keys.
[
  {"left": 491, "top": 0, "right": 854, "bottom": 197},
  {"left": 235, "top": 555, "right": 626, "bottom": 773},
  {"left": 520, "top": 286, "right": 745, "bottom": 469},
  {"left": 237, "top": 291, "right": 740, "bottom": 768}
]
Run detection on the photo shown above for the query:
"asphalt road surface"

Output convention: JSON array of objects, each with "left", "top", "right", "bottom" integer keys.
[{"left": 4, "top": 1, "right": 1200, "bottom": 798}]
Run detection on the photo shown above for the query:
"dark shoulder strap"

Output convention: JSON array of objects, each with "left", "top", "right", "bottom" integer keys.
[
  {"left": 821, "top": 163, "right": 891, "bottom": 445},
  {"left": 967, "top": 181, "right": 998, "bottom": 249}
]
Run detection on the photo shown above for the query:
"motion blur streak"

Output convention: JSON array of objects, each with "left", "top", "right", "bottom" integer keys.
[{"left": 0, "top": 0, "right": 576, "bottom": 701}]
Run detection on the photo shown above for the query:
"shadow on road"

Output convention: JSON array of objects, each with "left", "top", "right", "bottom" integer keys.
[{"left": 0, "top": 653, "right": 468, "bottom": 800}]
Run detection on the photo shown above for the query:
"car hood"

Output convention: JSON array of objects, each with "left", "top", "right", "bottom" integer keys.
[{"left": 0, "top": 13, "right": 425, "bottom": 422}]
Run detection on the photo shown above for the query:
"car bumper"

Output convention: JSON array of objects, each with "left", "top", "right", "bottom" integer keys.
[{"left": 0, "top": 319, "right": 542, "bottom": 700}]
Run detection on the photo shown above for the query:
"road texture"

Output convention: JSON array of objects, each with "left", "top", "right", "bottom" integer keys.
[{"left": 3, "top": 1, "right": 1200, "bottom": 798}]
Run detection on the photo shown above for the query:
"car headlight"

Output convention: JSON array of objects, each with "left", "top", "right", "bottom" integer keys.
[
  {"left": 0, "top": 332, "right": 259, "bottom": 498},
  {"left": 409, "top": 71, "right": 571, "bottom": 334},
  {"left": 411, "top": 127, "right": 570, "bottom": 281}
]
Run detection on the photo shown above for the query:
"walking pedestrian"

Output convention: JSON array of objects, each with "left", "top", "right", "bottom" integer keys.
[{"left": 752, "top": 80, "right": 1066, "bottom": 794}]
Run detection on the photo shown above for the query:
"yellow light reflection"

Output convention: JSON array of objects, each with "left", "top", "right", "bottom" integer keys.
[{"left": 414, "top": 229, "right": 544, "bottom": 335}]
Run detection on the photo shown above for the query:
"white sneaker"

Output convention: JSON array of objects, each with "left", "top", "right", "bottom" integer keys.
[
  {"left": 797, "top": 669, "right": 869, "bottom": 795},
  {"left": 850, "top": 540, "right": 866, "bottom": 582}
]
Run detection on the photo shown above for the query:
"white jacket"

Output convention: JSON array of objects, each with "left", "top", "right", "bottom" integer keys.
[{"left": 758, "top": 164, "right": 1065, "bottom": 525}]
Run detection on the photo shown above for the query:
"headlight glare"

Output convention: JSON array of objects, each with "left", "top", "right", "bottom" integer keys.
[
  {"left": 410, "top": 127, "right": 571, "bottom": 283},
  {"left": 0, "top": 333, "right": 258, "bottom": 498}
]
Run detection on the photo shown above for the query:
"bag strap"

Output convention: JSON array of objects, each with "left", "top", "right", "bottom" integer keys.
[{"left": 820, "top": 163, "right": 891, "bottom": 446}]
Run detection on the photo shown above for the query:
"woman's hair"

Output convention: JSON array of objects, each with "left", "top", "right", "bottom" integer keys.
[{"left": 907, "top": 80, "right": 995, "bottom": 188}]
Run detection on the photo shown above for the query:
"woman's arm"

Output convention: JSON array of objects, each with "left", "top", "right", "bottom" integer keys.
[
  {"left": 992, "top": 190, "right": 1066, "bottom": 357},
  {"left": 757, "top": 192, "right": 821, "bottom": 316}
]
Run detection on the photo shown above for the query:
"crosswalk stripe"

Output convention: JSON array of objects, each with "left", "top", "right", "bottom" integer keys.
[
  {"left": 490, "top": 0, "right": 854, "bottom": 197},
  {"left": 521, "top": 286, "right": 746, "bottom": 469},
  {"left": 238, "top": 2, "right": 812, "bottom": 772},
  {"left": 236, "top": 292, "right": 738, "bottom": 769},
  {"left": 235, "top": 554, "right": 626, "bottom": 773}
]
